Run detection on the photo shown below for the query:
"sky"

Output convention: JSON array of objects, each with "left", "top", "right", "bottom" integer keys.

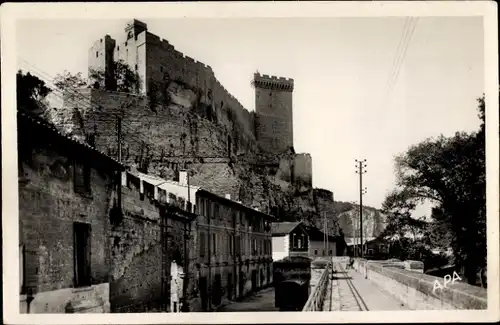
[{"left": 16, "top": 17, "right": 484, "bottom": 216}]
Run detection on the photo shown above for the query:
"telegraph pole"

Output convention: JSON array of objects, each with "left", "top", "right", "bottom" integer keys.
[
  {"left": 355, "top": 159, "right": 367, "bottom": 258},
  {"left": 323, "top": 212, "right": 326, "bottom": 256},
  {"left": 326, "top": 212, "right": 329, "bottom": 256},
  {"left": 350, "top": 201, "right": 358, "bottom": 257}
]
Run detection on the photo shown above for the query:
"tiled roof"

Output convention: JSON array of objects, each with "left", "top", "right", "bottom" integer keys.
[
  {"left": 271, "top": 221, "right": 301, "bottom": 235},
  {"left": 197, "top": 188, "right": 275, "bottom": 220},
  {"left": 18, "top": 110, "right": 125, "bottom": 169},
  {"left": 134, "top": 171, "right": 201, "bottom": 190},
  {"left": 306, "top": 225, "right": 338, "bottom": 241}
]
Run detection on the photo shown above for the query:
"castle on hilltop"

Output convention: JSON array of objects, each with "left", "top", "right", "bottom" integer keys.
[
  {"left": 52, "top": 18, "right": 329, "bottom": 211},
  {"left": 88, "top": 19, "right": 299, "bottom": 161}
]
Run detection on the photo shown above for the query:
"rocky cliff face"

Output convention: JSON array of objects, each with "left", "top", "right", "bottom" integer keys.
[
  {"left": 335, "top": 201, "right": 387, "bottom": 238},
  {"left": 50, "top": 82, "right": 386, "bottom": 238}
]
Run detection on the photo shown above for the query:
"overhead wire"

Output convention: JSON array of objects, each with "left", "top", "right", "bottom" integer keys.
[
  {"left": 17, "top": 59, "right": 233, "bottom": 162},
  {"left": 379, "top": 17, "right": 419, "bottom": 110},
  {"left": 18, "top": 59, "right": 235, "bottom": 161},
  {"left": 18, "top": 57, "right": 231, "bottom": 138}
]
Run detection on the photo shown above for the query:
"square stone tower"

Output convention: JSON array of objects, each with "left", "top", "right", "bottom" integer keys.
[
  {"left": 88, "top": 35, "right": 116, "bottom": 90},
  {"left": 253, "top": 73, "right": 294, "bottom": 155},
  {"left": 88, "top": 19, "right": 148, "bottom": 94}
]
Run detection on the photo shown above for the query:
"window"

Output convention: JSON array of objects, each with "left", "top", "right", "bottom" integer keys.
[
  {"left": 73, "top": 222, "right": 91, "bottom": 287},
  {"left": 368, "top": 249, "right": 374, "bottom": 255},
  {"left": 314, "top": 249, "right": 318, "bottom": 256},
  {"left": 212, "top": 233, "right": 217, "bottom": 253},
  {"left": 214, "top": 204, "right": 220, "bottom": 219},
  {"left": 229, "top": 235, "right": 233, "bottom": 256},
  {"left": 329, "top": 250, "right": 332, "bottom": 255},
  {"left": 199, "top": 232, "right": 206, "bottom": 258},
  {"left": 96, "top": 51, "right": 98, "bottom": 58},
  {"left": 74, "top": 160, "right": 91, "bottom": 195},
  {"left": 379, "top": 245, "right": 385, "bottom": 252}
]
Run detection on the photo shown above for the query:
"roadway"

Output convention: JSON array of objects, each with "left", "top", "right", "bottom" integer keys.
[
  {"left": 217, "top": 259, "right": 409, "bottom": 312},
  {"left": 324, "top": 261, "right": 410, "bottom": 311}
]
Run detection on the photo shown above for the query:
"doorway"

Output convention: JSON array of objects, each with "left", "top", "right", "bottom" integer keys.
[
  {"left": 227, "top": 273, "right": 233, "bottom": 300},
  {"left": 239, "top": 271, "right": 245, "bottom": 298},
  {"left": 199, "top": 276, "right": 208, "bottom": 311},
  {"left": 213, "top": 274, "right": 222, "bottom": 306},
  {"left": 251, "top": 270, "right": 257, "bottom": 292}
]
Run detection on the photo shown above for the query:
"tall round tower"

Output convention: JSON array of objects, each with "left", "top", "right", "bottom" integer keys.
[{"left": 253, "top": 73, "right": 294, "bottom": 155}]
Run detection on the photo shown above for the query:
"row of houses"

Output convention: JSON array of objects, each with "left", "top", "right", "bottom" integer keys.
[
  {"left": 17, "top": 110, "right": 275, "bottom": 313},
  {"left": 17, "top": 109, "right": 343, "bottom": 314}
]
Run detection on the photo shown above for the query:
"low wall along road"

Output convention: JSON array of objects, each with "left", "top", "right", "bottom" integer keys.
[{"left": 353, "top": 259, "right": 487, "bottom": 310}]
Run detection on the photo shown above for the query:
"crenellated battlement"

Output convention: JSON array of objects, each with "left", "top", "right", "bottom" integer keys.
[
  {"left": 125, "top": 19, "right": 148, "bottom": 34},
  {"left": 253, "top": 73, "right": 294, "bottom": 92}
]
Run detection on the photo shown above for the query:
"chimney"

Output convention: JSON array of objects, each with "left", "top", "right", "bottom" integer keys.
[
  {"left": 179, "top": 171, "right": 188, "bottom": 186},
  {"left": 225, "top": 194, "right": 231, "bottom": 200}
]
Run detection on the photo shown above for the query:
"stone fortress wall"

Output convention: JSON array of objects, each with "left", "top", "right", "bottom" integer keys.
[{"left": 76, "top": 19, "right": 314, "bottom": 212}]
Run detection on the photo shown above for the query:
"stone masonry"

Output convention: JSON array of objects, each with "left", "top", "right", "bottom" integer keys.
[
  {"left": 57, "top": 18, "right": 336, "bottom": 240},
  {"left": 18, "top": 111, "right": 123, "bottom": 313}
]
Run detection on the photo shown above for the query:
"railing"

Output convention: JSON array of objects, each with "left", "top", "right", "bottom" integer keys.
[{"left": 302, "top": 261, "right": 331, "bottom": 311}]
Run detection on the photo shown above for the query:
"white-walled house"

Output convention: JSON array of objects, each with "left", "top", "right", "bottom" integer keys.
[{"left": 271, "top": 222, "right": 310, "bottom": 261}]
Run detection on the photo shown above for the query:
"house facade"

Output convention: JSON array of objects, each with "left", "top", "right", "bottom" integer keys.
[
  {"left": 271, "top": 222, "right": 310, "bottom": 261},
  {"left": 18, "top": 110, "right": 125, "bottom": 313},
  {"left": 129, "top": 173, "right": 275, "bottom": 312},
  {"left": 306, "top": 226, "right": 340, "bottom": 258},
  {"left": 110, "top": 171, "right": 196, "bottom": 313},
  {"left": 346, "top": 237, "right": 389, "bottom": 259},
  {"left": 194, "top": 190, "right": 274, "bottom": 311}
]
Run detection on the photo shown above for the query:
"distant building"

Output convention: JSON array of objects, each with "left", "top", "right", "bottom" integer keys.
[
  {"left": 271, "top": 222, "right": 310, "bottom": 261},
  {"left": 18, "top": 110, "right": 125, "bottom": 313},
  {"left": 306, "top": 226, "right": 342, "bottom": 257},
  {"left": 346, "top": 237, "right": 389, "bottom": 258}
]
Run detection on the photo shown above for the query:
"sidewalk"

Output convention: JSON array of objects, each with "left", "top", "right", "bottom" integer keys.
[{"left": 347, "top": 268, "right": 409, "bottom": 311}]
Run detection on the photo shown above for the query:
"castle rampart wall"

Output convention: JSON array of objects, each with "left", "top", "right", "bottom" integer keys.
[{"left": 144, "top": 32, "right": 256, "bottom": 146}]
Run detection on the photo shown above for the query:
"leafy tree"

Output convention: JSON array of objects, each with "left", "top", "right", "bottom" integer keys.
[
  {"left": 383, "top": 95, "right": 487, "bottom": 285},
  {"left": 17, "top": 70, "right": 52, "bottom": 112},
  {"left": 380, "top": 189, "right": 428, "bottom": 241},
  {"left": 89, "top": 59, "right": 140, "bottom": 93},
  {"left": 54, "top": 70, "right": 88, "bottom": 91}
]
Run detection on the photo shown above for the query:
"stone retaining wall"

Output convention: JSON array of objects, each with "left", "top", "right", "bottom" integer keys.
[{"left": 353, "top": 259, "right": 487, "bottom": 310}]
